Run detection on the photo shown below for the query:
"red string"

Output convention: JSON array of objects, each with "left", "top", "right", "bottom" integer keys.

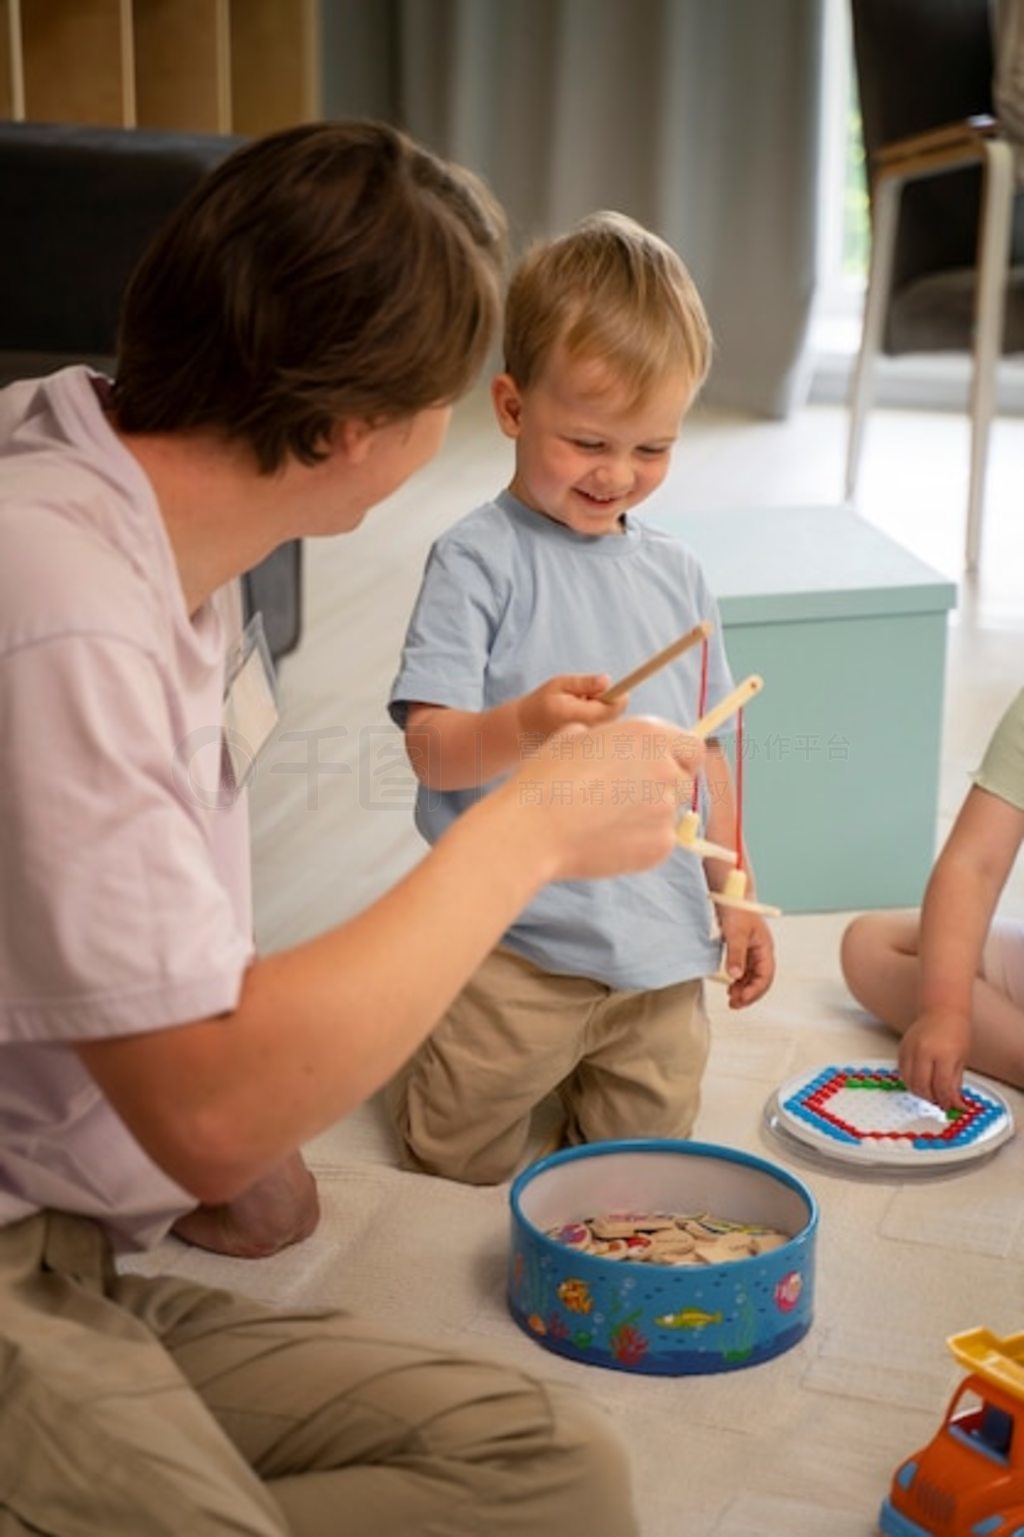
[
  {"left": 735, "top": 707, "right": 744, "bottom": 868},
  {"left": 692, "top": 634, "right": 709, "bottom": 812}
]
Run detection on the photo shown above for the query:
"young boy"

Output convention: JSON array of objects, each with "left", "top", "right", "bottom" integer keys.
[
  {"left": 842, "top": 687, "right": 1024, "bottom": 1110},
  {"left": 387, "top": 211, "right": 776, "bottom": 1185}
]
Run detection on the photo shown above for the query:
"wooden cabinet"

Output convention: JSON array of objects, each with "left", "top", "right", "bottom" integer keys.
[{"left": 0, "top": 0, "right": 319, "bottom": 132}]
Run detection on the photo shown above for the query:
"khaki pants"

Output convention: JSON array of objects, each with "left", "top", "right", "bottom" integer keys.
[
  {"left": 388, "top": 947, "right": 709, "bottom": 1185},
  {"left": 0, "top": 1211, "right": 638, "bottom": 1537}
]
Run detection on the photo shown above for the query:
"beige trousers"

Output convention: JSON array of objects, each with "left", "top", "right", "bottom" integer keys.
[
  {"left": 388, "top": 946, "right": 709, "bottom": 1185},
  {"left": 0, "top": 1210, "right": 638, "bottom": 1536}
]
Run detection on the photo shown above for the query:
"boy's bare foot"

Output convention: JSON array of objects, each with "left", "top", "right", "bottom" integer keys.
[{"left": 171, "top": 1150, "right": 320, "bottom": 1258}]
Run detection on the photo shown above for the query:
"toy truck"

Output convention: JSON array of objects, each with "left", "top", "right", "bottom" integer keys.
[{"left": 880, "top": 1328, "right": 1024, "bottom": 1536}]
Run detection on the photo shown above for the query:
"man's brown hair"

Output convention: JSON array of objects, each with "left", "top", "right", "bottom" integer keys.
[
  {"left": 113, "top": 121, "right": 506, "bottom": 473},
  {"left": 504, "top": 211, "right": 712, "bottom": 403}
]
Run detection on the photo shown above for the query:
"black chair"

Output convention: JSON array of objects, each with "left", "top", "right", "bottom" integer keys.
[
  {"left": 846, "top": 0, "right": 1024, "bottom": 571},
  {"left": 0, "top": 120, "right": 302, "bottom": 660}
]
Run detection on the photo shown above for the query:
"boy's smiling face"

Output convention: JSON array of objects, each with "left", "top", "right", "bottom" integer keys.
[{"left": 492, "top": 347, "right": 692, "bottom": 537}]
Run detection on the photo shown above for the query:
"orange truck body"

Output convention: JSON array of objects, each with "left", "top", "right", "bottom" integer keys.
[{"left": 881, "top": 1329, "right": 1024, "bottom": 1537}]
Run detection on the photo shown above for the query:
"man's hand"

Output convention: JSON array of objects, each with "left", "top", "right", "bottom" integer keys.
[
  {"left": 898, "top": 1009, "right": 971, "bottom": 1110},
  {"left": 171, "top": 1149, "right": 320, "bottom": 1258},
  {"left": 717, "top": 908, "right": 775, "bottom": 1008},
  {"left": 504, "top": 715, "right": 703, "bottom": 882}
]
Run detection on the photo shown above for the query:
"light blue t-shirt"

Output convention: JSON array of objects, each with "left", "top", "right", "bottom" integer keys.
[{"left": 389, "top": 490, "right": 735, "bottom": 990}]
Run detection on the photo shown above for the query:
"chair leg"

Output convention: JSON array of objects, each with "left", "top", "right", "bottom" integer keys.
[
  {"left": 846, "top": 173, "right": 901, "bottom": 503},
  {"left": 965, "top": 139, "right": 1015, "bottom": 572}
]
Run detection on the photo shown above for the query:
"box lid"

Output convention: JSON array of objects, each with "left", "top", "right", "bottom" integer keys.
[{"left": 656, "top": 503, "right": 958, "bottom": 625}]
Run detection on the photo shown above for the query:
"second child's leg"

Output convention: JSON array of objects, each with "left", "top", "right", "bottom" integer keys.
[
  {"left": 839, "top": 912, "right": 923, "bottom": 1029},
  {"left": 841, "top": 911, "right": 1024, "bottom": 1089},
  {"left": 563, "top": 979, "right": 708, "bottom": 1144},
  {"left": 386, "top": 948, "right": 596, "bottom": 1184}
]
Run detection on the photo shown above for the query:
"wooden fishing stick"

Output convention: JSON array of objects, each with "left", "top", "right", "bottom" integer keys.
[
  {"left": 690, "top": 672, "right": 780, "bottom": 917},
  {"left": 692, "top": 674, "right": 763, "bottom": 739},
  {"left": 676, "top": 674, "right": 764, "bottom": 866},
  {"left": 600, "top": 619, "right": 713, "bottom": 703}
]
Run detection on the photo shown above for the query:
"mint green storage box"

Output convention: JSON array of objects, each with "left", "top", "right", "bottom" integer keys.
[{"left": 663, "top": 505, "right": 958, "bottom": 914}]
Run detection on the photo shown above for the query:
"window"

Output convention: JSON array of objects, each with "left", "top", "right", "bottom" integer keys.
[
  {"left": 808, "top": 0, "right": 1024, "bottom": 409},
  {"left": 949, "top": 1388, "right": 1015, "bottom": 1463},
  {"left": 813, "top": 0, "right": 867, "bottom": 348}
]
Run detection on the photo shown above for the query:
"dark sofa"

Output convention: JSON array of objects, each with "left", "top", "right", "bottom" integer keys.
[{"left": 0, "top": 119, "right": 302, "bottom": 662}]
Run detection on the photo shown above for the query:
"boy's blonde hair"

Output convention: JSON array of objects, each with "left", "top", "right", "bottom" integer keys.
[{"left": 503, "top": 211, "right": 712, "bottom": 402}]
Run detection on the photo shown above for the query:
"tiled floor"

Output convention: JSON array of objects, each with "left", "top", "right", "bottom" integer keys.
[{"left": 131, "top": 388, "right": 1024, "bottom": 1535}]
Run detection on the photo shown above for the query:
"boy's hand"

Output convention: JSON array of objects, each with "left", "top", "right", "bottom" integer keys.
[
  {"left": 898, "top": 1010, "right": 970, "bottom": 1111},
  {"left": 517, "top": 674, "right": 627, "bottom": 744},
  {"left": 717, "top": 907, "right": 775, "bottom": 1008}
]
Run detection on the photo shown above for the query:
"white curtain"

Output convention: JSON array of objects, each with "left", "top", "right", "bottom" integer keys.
[{"left": 322, "top": 0, "right": 824, "bottom": 417}]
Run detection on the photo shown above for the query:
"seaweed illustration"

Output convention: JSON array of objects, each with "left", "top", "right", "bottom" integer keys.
[
  {"left": 722, "top": 1287, "right": 757, "bottom": 1364},
  {"left": 604, "top": 1281, "right": 648, "bottom": 1367}
]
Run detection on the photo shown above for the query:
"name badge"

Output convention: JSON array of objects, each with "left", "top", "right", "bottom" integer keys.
[{"left": 222, "top": 612, "right": 279, "bottom": 791}]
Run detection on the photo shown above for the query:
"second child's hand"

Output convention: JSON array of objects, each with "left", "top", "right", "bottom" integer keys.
[{"left": 898, "top": 1009, "right": 970, "bottom": 1111}]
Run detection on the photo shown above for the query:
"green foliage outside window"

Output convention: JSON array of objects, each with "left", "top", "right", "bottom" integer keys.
[{"left": 845, "top": 72, "right": 869, "bottom": 282}]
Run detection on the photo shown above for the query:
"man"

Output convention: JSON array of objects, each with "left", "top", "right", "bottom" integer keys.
[{"left": 0, "top": 121, "right": 700, "bottom": 1535}]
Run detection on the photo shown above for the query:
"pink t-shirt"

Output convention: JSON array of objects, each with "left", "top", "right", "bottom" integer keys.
[{"left": 0, "top": 368, "right": 254, "bottom": 1249}]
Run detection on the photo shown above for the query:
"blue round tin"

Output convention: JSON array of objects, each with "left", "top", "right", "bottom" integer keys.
[{"left": 508, "top": 1139, "right": 818, "bottom": 1375}]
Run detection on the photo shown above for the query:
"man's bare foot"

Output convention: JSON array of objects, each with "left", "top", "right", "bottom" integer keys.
[{"left": 172, "top": 1150, "right": 320, "bottom": 1258}]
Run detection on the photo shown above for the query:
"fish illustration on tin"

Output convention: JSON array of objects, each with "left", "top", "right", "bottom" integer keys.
[
  {"left": 653, "top": 1306, "right": 723, "bottom": 1330},
  {"left": 774, "top": 1271, "right": 803, "bottom": 1312},
  {"left": 557, "top": 1278, "right": 594, "bottom": 1314}
]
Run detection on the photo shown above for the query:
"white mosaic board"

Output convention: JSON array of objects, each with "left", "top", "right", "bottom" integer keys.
[{"left": 765, "top": 1061, "right": 1014, "bottom": 1171}]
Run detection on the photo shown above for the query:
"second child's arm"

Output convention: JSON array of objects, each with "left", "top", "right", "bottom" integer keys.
[
  {"left": 900, "top": 784, "right": 1024, "bottom": 1108},
  {"left": 405, "top": 676, "right": 628, "bottom": 790}
]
